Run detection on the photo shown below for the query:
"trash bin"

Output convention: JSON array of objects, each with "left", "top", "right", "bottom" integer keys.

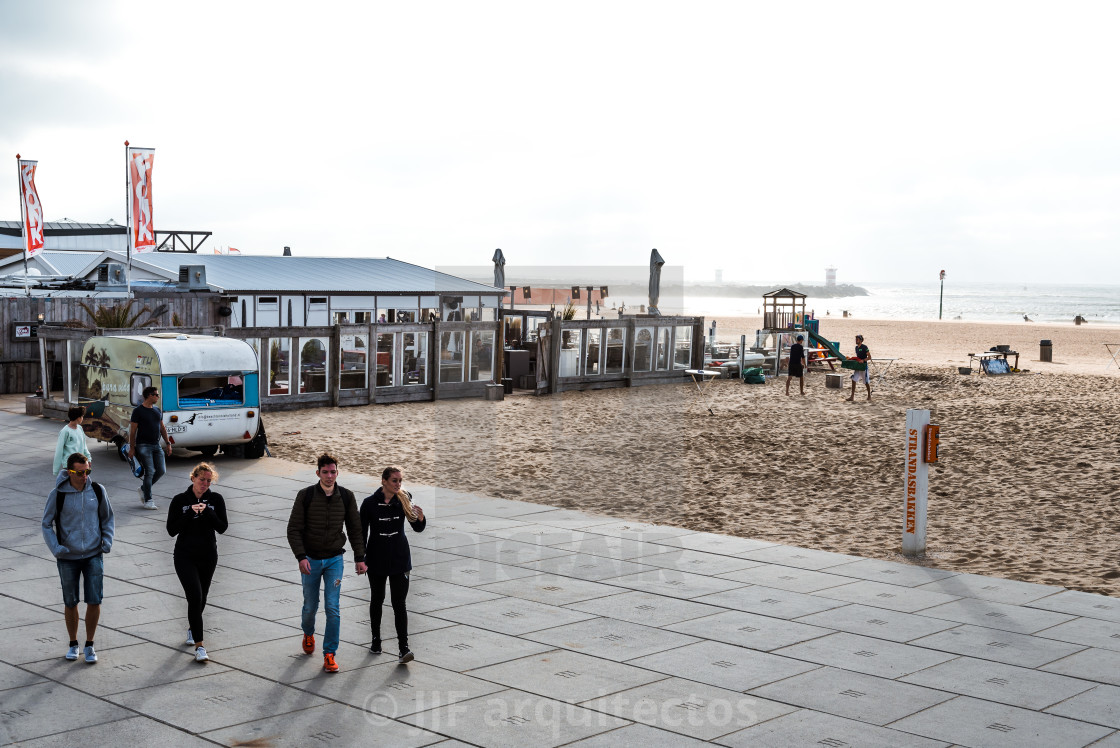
[
  {"left": 1040, "top": 339, "right": 1052, "bottom": 362},
  {"left": 501, "top": 377, "right": 513, "bottom": 394}
]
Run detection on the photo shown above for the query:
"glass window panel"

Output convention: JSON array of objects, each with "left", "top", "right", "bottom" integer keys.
[
  {"left": 674, "top": 326, "right": 692, "bottom": 369},
  {"left": 404, "top": 332, "right": 428, "bottom": 385},
  {"left": 584, "top": 328, "right": 601, "bottom": 375},
  {"left": 559, "top": 327, "right": 582, "bottom": 377},
  {"left": 299, "top": 337, "right": 328, "bottom": 394},
  {"left": 179, "top": 374, "right": 244, "bottom": 407},
  {"left": 605, "top": 328, "right": 626, "bottom": 374},
  {"left": 439, "top": 331, "right": 464, "bottom": 383},
  {"left": 634, "top": 328, "right": 653, "bottom": 372},
  {"left": 340, "top": 335, "right": 366, "bottom": 390},
  {"left": 470, "top": 330, "right": 495, "bottom": 381},
  {"left": 269, "top": 338, "right": 290, "bottom": 395},
  {"left": 657, "top": 328, "right": 671, "bottom": 371},
  {"left": 376, "top": 333, "right": 396, "bottom": 387}
]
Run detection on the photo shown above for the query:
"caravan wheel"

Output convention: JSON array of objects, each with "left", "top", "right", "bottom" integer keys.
[
  {"left": 243, "top": 421, "right": 268, "bottom": 460},
  {"left": 197, "top": 445, "right": 219, "bottom": 457}
]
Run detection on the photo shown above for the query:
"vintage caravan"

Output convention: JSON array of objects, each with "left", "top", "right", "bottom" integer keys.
[{"left": 78, "top": 334, "right": 267, "bottom": 458}]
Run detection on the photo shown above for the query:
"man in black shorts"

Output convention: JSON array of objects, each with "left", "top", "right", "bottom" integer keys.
[
  {"left": 128, "top": 385, "right": 171, "bottom": 510},
  {"left": 786, "top": 334, "right": 807, "bottom": 396}
]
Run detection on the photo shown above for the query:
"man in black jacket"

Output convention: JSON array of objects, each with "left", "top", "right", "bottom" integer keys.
[{"left": 286, "top": 454, "right": 366, "bottom": 672}]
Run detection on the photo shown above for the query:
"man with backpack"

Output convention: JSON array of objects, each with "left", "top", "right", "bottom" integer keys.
[
  {"left": 41, "top": 453, "right": 115, "bottom": 664},
  {"left": 286, "top": 454, "right": 366, "bottom": 673}
]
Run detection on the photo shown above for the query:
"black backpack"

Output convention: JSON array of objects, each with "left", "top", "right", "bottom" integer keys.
[{"left": 54, "top": 481, "right": 107, "bottom": 545}]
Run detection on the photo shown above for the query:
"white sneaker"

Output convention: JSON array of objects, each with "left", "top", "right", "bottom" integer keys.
[
  {"left": 194, "top": 646, "right": 208, "bottom": 663},
  {"left": 186, "top": 629, "right": 195, "bottom": 646},
  {"left": 142, "top": 500, "right": 158, "bottom": 510},
  {"left": 84, "top": 644, "right": 97, "bottom": 664},
  {"left": 65, "top": 644, "right": 80, "bottom": 661}
]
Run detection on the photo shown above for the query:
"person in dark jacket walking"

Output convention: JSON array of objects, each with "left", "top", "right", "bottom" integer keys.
[
  {"left": 360, "top": 466, "right": 426, "bottom": 664},
  {"left": 166, "top": 462, "right": 228, "bottom": 663},
  {"left": 287, "top": 454, "right": 366, "bottom": 673}
]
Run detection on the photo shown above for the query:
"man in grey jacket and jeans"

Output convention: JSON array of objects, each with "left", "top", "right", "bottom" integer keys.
[{"left": 42, "top": 453, "right": 115, "bottom": 664}]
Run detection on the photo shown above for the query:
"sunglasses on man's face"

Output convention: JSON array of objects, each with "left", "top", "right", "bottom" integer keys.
[{"left": 68, "top": 468, "right": 92, "bottom": 475}]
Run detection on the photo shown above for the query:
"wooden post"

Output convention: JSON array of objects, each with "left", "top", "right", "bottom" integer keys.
[
  {"left": 328, "top": 323, "right": 341, "bottom": 407},
  {"left": 903, "top": 409, "right": 930, "bottom": 555},
  {"left": 548, "top": 317, "right": 562, "bottom": 394},
  {"left": 38, "top": 337, "right": 49, "bottom": 397},
  {"left": 365, "top": 321, "right": 374, "bottom": 405},
  {"left": 432, "top": 320, "right": 441, "bottom": 401},
  {"left": 63, "top": 339, "right": 73, "bottom": 404}
]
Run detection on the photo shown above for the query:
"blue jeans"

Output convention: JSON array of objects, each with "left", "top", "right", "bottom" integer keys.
[
  {"left": 57, "top": 554, "right": 104, "bottom": 607},
  {"left": 136, "top": 443, "right": 166, "bottom": 502},
  {"left": 301, "top": 554, "right": 344, "bottom": 654}
]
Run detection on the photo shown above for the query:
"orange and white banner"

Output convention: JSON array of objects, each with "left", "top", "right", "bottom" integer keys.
[
  {"left": 18, "top": 159, "right": 45, "bottom": 256},
  {"left": 127, "top": 147, "right": 155, "bottom": 252}
]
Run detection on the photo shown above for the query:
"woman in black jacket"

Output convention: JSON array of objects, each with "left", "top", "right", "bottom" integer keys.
[
  {"left": 166, "top": 462, "right": 228, "bottom": 663},
  {"left": 360, "top": 466, "right": 425, "bottom": 664}
]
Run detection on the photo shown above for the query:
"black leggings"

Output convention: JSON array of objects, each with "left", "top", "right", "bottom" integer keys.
[
  {"left": 174, "top": 552, "right": 217, "bottom": 644},
  {"left": 368, "top": 573, "right": 409, "bottom": 651}
]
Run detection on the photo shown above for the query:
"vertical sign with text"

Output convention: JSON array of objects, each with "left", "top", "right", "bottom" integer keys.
[{"left": 903, "top": 409, "right": 929, "bottom": 555}]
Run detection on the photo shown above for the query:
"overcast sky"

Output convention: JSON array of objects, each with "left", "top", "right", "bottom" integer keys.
[{"left": 2, "top": 0, "right": 1119, "bottom": 285}]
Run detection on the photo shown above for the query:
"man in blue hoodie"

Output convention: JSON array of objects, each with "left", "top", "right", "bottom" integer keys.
[{"left": 42, "top": 453, "right": 115, "bottom": 664}]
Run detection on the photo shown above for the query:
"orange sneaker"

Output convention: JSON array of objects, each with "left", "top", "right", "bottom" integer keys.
[
  {"left": 323, "top": 652, "right": 339, "bottom": 673},
  {"left": 302, "top": 634, "right": 315, "bottom": 654}
]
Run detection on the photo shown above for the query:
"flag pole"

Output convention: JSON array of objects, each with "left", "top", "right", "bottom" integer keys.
[
  {"left": 16, "top": 154, "right": 30, "bottom": 296},
  {"left": 124, "top": 140, "right": 132, "bottom": 298}
]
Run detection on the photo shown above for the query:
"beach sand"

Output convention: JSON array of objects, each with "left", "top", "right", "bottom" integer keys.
[{"left": 267, "top": 316, "right": 1120, "bottom": 596}]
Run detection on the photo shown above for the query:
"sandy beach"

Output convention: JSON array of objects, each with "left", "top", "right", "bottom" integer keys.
[{"left": 268, "top": 315, "right": 1120, "bottom": 596}]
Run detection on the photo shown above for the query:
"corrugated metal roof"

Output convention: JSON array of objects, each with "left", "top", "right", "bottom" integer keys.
[{"left": 39, "top": 251, "right": 101, "bottom": 276}]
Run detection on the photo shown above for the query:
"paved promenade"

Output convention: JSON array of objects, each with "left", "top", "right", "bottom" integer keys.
[{"left": 1, "top": 405, "right": 1118, "bottom": 747}]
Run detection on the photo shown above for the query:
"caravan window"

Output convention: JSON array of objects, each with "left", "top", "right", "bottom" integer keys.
[
  {"left": 130, "top": 374, "right": 152, "bottom": 406},
  {"left": 178, "top": 374, "right": 245, "bottom": 407}
]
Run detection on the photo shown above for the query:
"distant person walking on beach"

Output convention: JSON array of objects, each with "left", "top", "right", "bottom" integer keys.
[
  {"left": 786, "top": 334, "right": 807, "bottom": 396},
  {"left": 53, "top": 405, "right": 92, "bottom": 478},
  {"left": 129, "top": 385, "right": 171, "bottom": 510},
  {"left": 287, "top": 454, "right": 366, "bottom": 673},
  {"left": 42, "top": 453, "right": 114, "bottom": 664},
  {"left": 847, "top": 334, "right": 872, "bottom": 402},
  {"left": 360, "top": 466, "right": 426, "bottom": 665},
  {"left": 167, "top": 462, "right": 228, "bottom": 663}
]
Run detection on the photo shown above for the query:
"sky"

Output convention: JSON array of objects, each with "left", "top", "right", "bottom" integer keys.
[{"left": 2, "top": 0, "right": 1120, "bottom": 285}]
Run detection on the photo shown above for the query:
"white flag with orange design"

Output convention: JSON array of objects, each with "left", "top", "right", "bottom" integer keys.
[
  {"left": 18, "top": 159, "right": 45, "bottom": 256},
  {"left": 127, "top": 147, "right": 155, "bottom": 252}
]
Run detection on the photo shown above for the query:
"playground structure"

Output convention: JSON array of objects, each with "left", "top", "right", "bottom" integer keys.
[{"left": 755, "top": 288, "right": 864, "bottom": 377}]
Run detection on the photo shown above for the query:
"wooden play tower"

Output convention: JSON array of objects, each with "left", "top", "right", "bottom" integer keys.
[{"left": 762, "top": 287, "right": 807, "bottom": 332}]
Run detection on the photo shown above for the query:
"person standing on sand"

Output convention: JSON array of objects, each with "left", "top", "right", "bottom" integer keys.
[
  {"left": 287, "top": 454, "right": 366, "bottom": 673},
  {"left": 847, "top": 334, "right": 872, "bottom": 401},
  {"left": 53, "top": 405, "right": 92, "bottom": 478},
  {"left": 786, "top": 334, "right": 807, "bottom": 396},
  {"left": 166, "top": 462, "right": 228, "bottom": 663},
  {"left": 360, "top": 466, "right": 426, "bottom": 665}
]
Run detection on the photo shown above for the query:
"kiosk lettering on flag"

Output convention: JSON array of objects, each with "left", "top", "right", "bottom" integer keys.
[
  {"left": 127, "top": 147, "right": 155, "bottom": 253},
  {"left": 17, "top": 158, "right": 45, "bottom": 257}
]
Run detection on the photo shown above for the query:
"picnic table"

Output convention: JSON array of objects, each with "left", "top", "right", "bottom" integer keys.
[{"left": 969, "top": 350, "right": 1019, "bottom": 374}]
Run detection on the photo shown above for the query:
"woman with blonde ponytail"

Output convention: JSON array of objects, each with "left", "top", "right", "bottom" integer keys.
[{"left": 359, "top": 466, "right": 426, "bottom": 664}]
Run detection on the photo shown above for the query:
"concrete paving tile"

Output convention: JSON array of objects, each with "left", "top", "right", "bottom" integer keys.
[
  {"left": 428, "top": 596, "right": 598, "bottom": 635},
  {"left": 565, "top": 590, "right": 725, "bottom": 627},
  {"left": 105, "top": 669, "right": 329, "bottom": 731},
  {"left": 812, "top": 579, "right": 961, "bottom": 613},
  {"left": 466, "top": 649, "right": 666, "bottom": 703},
  {"left": 716, "top": 563, "right": 853, "bottom": 593},
  {"left": 773, "top": 632, "right": 957, "bottom": 678},
  {"left": 207, "top": 635, "right": 374, "bottom": 681},
  {"left": 408, "top": 546, "right": 471, "bottom": 567},
  {"left": 603, "top": 569, "right": 746, "bottom": 600},
  {"left": 901, "top": 656, "right": 1097, "bottom": 710},
  {"left": 1, "top": 572, "right": 154, "bottom": 607},
  {"left": 449, "top": 498, "right": 551, "bottom": 519},
  {"left": 794, "top": 603, "right": 961, "bottom": 643},
  {"left": 1082, "top": 730, "right": 1120, "bottom": 747},
  {"left": 665, "top": 610, "right": 835, "bottom": 652},
  {"left": 477, "top": 524, "right": 594, "bottom": 547},
  {"left": 447, "top": 539, "right": 572, "bottom": 564},
  {"left": 910, "top": 623, "right": 1087, "bottom": 668},
  {"left": 918, "top": 597, "right": 1076, "bottom": 634},
  {"left": 1027, "top": 589, "right": 1120, "bottom": 623},
  {"left": 1036, "top": 616, "right": 1120, "bottom": 653},
  {"left": 348, "top": 577, "right": 503, "bottom": 613},
  {"left": 751, "top": 666, "right": 954, "bottom": 725},
  {"left": 15, "top": 716, "right": 213, "bottom": 747},
  {"left": 636, "top": 549, "right": 761, "bottom": 576},
  {"left": 206, "top": 583, "right": 361, "bottom": 620},
  {"left": 647, "top": 530, "right": 779, "bottom": 556},
  {"left": 563, "top": 722, "right": 713, "bottom": 747},
  {"left": 406, "top": 624, "right": 553, "bottom": 671},
  {"left": 107, "top": 550, "right": 175, "bottom": 578},
  {"left": 719, "top": 709, "right": 952, "bottom": 748},
  {"left": 515, "top": 508, "right": 619, "bottom": 529},
  {"left": 0, "top": 553, "right": 61, "bottom": 583},
  {"left": 47, "top": 588, "right": 184, "bottom": 627},
  {"left": 628, "top": 640, "right": 819, "bottom": 691},
  {"left": 914, "top": 572, "right": 1064, "bottom": 606},
  {"left": 524, "top": 618, "right": 698, "bottom": 661},
  {"left": 519, "top": 554, "right": 653, "bottom": 582},
  {"left": 23, "top": 641, "right": 228, "bottom": 695},
  {"left": 399, "top": 688, "right": 629, "bottom": 748},
  {"left": 1041, "top": 647, "right": 1120, "bottom": 686},
  {"left": 120, "top": 606, "right": 296, "bottom": 650},
  {"left": 1044, "top": 684, "right": 1120, "bottom": 729},
  {"left": 412, "top": 558, "right": 540, "bottom": 587},
  {"left": 4, "top": 620, "right": 144, "bottom": 664},
  {"left": 0, "top": 681, "right": 133, "bottom": 743},
  {"left": 549, "top": 535, "right": 682, "bottom": 561},
  {"left": 581, "top": 677, "right": 796, "bottom": 742},
  {"left": 578, "top": 521, "right": 695, "bottom": 540},
  {"left": 435, "top": 516, "right": 534, "bottom": 534},
  {"left": 823, "top": 558, "right": 958, "bottom": 587},
  {"left": 476, "top": 574, "right": 620, "bottom": 606},
  {"left": 0, "top": 660, "right": 46, "bottom": 691},
  {"left": 0, "top": 595, "right": 61, "bottom": 629},
  {"left": 694, "top": 585, "right": 848, "bottom": 619},
  {"left": 0, "top": 522, "right": 44, "bottom": 547},
  {"left": 344, "top": 609, "right": 458, "bottom": 645},
  {"left": 202, "top": 702, "right": 445, "bottom": 747},
  {"left": 214, "top": 547, "right": 307, "bottom": 575},
  {"left": 407, "top": 528, "right": 489, "bottom": 551},
  {"left": 889, "top": 695, "right": 1113, "bottom": 748},
  {"left": 739, "top": 544, "right": 863, "bottom": 571},
  {"left": 131, "top": 566, "right": 294, "bottom": 597},
  {"left": 220, "top": 517, "right": 289, "bottom": 541}
]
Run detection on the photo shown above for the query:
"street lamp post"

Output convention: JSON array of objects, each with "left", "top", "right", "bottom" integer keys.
[{"left": 938, "top": 270, "right": 946, "bottom": 320}]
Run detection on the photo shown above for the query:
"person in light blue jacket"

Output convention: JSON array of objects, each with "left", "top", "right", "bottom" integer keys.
[
  {"left": 42, "top": 453, "right": 115, "bottom": 664},
  {"left": 52, "top": 405, "right": 92, "bottom": 477}
]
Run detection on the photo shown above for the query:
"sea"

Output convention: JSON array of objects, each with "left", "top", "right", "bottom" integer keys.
[{"left": 603, "top": 282, "right": 1120, "bottom": 326}]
